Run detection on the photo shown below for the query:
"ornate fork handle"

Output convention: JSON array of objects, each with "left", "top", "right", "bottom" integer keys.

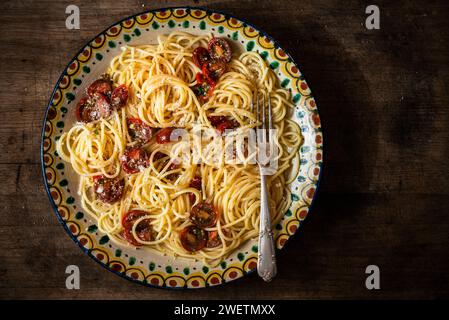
[{"left": 257, "top": 172, "right": 277, "bottom": 282}]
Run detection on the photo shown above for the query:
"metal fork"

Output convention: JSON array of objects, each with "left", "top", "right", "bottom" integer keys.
[{"left": 253, "top": 92, "right": 277, "bottom": 282}]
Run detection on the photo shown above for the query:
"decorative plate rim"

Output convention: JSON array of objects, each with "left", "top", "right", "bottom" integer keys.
[{"left": 40, "top": 6, "right": 324, "bottom": 289}]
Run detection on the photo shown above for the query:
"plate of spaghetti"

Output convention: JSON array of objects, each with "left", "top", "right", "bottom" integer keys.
[{"left": 41, "top": 7, "right": 323, "bottom": 288}]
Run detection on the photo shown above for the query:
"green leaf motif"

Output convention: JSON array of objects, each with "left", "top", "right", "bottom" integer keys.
[
  {"left": 281, "top": 79, "right": 290, "bottom": 88},
  {"left": 246, "top": 41, "right": 255, "bottom": 51},
  {"left": 65, "top": 93, "right": 75, "bottom": 101},
  {"left": 269, "top": 61, "right": 279, "bottom": 69},
  {"left": 99, "top": 235, "right": 109, "bottom": 245}
]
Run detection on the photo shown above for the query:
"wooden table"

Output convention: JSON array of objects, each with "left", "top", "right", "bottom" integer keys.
[{"left": 1, "top": 0, "right": 448, "bottom": 299}]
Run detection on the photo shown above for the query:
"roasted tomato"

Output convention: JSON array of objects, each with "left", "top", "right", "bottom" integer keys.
[
  {"left": 127, "top": 118, "right": 152, "bottom": 145},
  {"left": 207, "top": 115, "right": 226, "bottom": 126},
  {"left": 192, "top": 82, "right": 215, "bottom": 103},
  {"left": 206, "top": 230, "right": 222, "bottom": 248},
  {"left": 93, "top": 175, "right": 125, "bottom": 204},
  {"left": 75, "top": 97, "right": 91, "bottom": 122},
  {"left": 208, "top": 37, "right": 232, "bottom": 62},
  {"left": 202, "top": 58, "right": 227, "bottom": 84},
  {"left": 110, "top": 84, "right": 129, "bottom": 109},
  {"left": 190, "top": 201, "right": 219, "bottom": 228},
  {"left": 192, "top": 47, "right": 210, "bottom": 68},
  {"left": 196, "top": 72, "right": 206, "bottom": 84},
  {"left": 87, "top": 77, "right": 112, "bottom": 97},
  {"left": 156, "top": 127, "right": 175, "bottom": 144},
  {"left": 121, "top": 147, "right": 150, "bottom": 174},
  {"left": 76, "top": 93, "right": 111, "bottom": 123},
  {"left": 122, "top": 210, "right": 154, "bottom": 246},
  {"left": 180, "top": 226, "right": 207, "bottom": 252},
  {"left": 188, "top": 176, "right": 202, "bottom": 203},
  {"left": 216, "top": 119, "right": 238, "bottom": 134}
]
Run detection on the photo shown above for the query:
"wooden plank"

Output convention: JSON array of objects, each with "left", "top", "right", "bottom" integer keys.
[{"left": 0, "top": 0, "right": 448, "bottom": 299}]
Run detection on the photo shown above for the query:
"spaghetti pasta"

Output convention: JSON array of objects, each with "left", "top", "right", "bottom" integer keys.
[{"left": 56, "top": 31, "right": 302, "bottom": 266}]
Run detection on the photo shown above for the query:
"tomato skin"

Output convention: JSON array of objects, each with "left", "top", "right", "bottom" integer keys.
[
  {"left": 180, "top": 226, "right": 207, "bottom": 252},
  {"left": 207, "top": 116, "right": 226, "bottom": 126},
  {"left": 192, "top": 47, "right": 210, "bottom": 68},
  {"left": 91, "top": 92, "right": 112, "bottom": 117},
  {"left": 189, "top": 177, "right": 202, "bottom": 203},
  {"left": 216, "top": 120, "right": 238, "bottom": 134},
  {"left": 121, "top": 147, "right": 150, "bottom": 174},
  {"left": 206, "top": 230, "right": 222, "bottom": 248},
  {"left": 87, "top": 78, "right": 112, "bottom": 97},
  {"left": 75, "top": 97, "right": 90, "bottom": 122},
  {"left": 93, "top": 175, "right": 125, "bottom": 204},
  {"left": 189, "top": 177, "right": 202, "bottom": 190},
  {"left": 127, "top": 118, "right": 152, "bottom": 145},
  {"left": 192, "top": 82, "right": 215, "bottom": 103},
  {"left": 196, "top": 72, "right": 206, "bottom": 84},
  {"left": 122, "top": 210, "right": 154, "bottom": 246},
  {"left": 75, "top": 93, "right": 111, "bottom": 123},
  {"left": 190, "top": 201, "right": 219, "bottom": 228},
  {"left": 156, "top": 127, "right": 175, "bottom": 144},
  {"left": 110, "top": 84, "right": 128, "bottom": 109},
  {"left": 208, "top": 37, "right": 232, "bottom": 62},
  {"left": 202, "top": 59, "right": 226, "bottom": 85}
]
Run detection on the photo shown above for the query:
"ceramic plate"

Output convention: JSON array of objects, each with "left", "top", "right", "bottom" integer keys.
[{"left": 41, "top": 6, "right": 323, "bottom": 289}]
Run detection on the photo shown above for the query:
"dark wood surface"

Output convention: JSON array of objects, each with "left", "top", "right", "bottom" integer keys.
[{"left": 0, "top": 0, "right": 448, "bottom": 299}]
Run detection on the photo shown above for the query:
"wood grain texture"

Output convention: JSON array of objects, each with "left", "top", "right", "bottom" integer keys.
[{"left": 0, "top": 0, "right": 448, "bottom": 299}]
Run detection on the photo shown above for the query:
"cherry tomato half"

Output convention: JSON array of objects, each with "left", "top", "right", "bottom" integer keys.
[
  {"left": 93, "top": 175, "right": 125, "bottom": 204},
  {"left": 216, "top": 119, "right": 238, "bottom": 134},
  {"left": 202, "top": 58, "right": 227, "bottom": 85},
  {"left": 192, "top": 47, "right": 210, "bottom": 68},
  {"left": 87, "top": 77, "right": 112, "bottom": 97},
  {"left": 110, "top": 84, "right": 129, "bottom": 109},
  {"left": 75, "top": 97, "right": 90, "bottom": 122},
  {"left": 121, "top": 147, "right": 150, "bottom": 174},
  {"left": 208, "top": 37, "right": 232, "bottom": 62},
  {"left": 76, "top": 93, "right": 111, "bottom": 123},
  {"left": 207, "top": 115, "right": 226, "bottom": 126},
  {"left": 190, "top": 201, "right": 219, "bottom": 228},
  {"left": 122, "top": 210, "right": 154, "bottom": 246},
  {"left": 196, "top": 72, "right": 206, "bottom": 84},
  {"left": 156, "top": 127, "right": 175, "bottom": 144},
  {"left": 188, "top": 177, "right": 202, "bottom": 203},
  {"left": 127, "top": 118, "right": 152, "bottom": 145},
  {"left": 206, "top": 230, "right": 222, "bottom": 248},
  {"left": 180, "top": 226, "right": 207, "bottom": 252},
  {"left": 192, "top": 82, "right": 215, "bottom": 103}
]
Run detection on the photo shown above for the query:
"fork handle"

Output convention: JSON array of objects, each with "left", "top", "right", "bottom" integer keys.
[{"left": 257, "top": 173, "right": 277, "bottom": 282}]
